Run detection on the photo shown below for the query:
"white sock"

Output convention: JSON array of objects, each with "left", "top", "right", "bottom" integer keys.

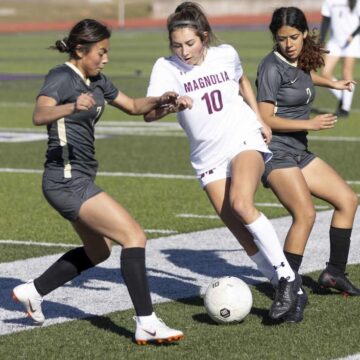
[
  {"left": 329, "top": 87, "right": 343, "bottom": 101},
  {"left": 342, "top": 86, "right": 355, "bottom": 111},
  {"left": 329, "top": 77, "right": 343, "bottom": 100},
  {"left": 250, "top": 251, "right": 278, "bottom": 286},
  {"left": 245, "top": 213, "right": 295, "bottom": 281}
]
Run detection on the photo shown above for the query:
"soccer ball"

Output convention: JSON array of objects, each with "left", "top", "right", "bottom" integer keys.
[{"left": 204, "top": 276, "right": 253, "bottom": 324}]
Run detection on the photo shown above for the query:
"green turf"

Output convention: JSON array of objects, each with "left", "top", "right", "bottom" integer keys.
[{"left": 0, "top": 28, "right": 359, "bottom": 359}]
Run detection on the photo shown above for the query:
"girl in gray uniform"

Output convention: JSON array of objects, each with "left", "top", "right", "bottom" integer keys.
[
  {"left": 12, "top": 19, "right": 183, "bottom": 345},
  {"left": 256, "top": 7, "right": 359, "bottom": 323}
]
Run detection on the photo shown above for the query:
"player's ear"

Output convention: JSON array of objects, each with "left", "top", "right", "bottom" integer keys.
[
  {"left": 202, "top": 31, "right": 209, "bottom": 45},
  {"left": 75, "top": 45, "right": 85, "bottom": 59},
  {"left": 303, "top": 30, "right": 308, "bottom": 39}
]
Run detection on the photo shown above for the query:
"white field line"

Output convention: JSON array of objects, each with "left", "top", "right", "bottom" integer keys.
[
  {"left": 0, "top": 240, "right": 78, "bottom": 248},
  {"left": 1, "top": 123, "right": 360, "bottom": 141},
  {"left": 176, "top": 203, "right": 329, "bottom": 220},
  {"left": 0, "top": 168, "right": 359, "bottom": 187},
  {"left": 0, "top": 168, "right": 195, "bottom": 180},
  {"left": 0, "top": 230, "right": 178, "bottom": 248}
]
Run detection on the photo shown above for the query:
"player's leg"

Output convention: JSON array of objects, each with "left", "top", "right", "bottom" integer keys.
[
  {"left": 12, "top": 176, "right": 109, "bottom": 325},
  {"left": 266, "top": 166, "right": 315, "bottom": 322},
  {"left": 302, "top": 157, "right": 360, "bottom": 295},
  {"left": 12, "top": 222, "right": 112, "bottom": 325},
  {"left": 322, "top": 54, "right": 344, "bottom": 108},
  {"left": 230, "top": 150, "right": 300, "bottom": 319},
  {"left": 204, "top": 178, "right": 277, "bottom": 285},
  {"left": 77, "top": 191, "right": 184, "bottom": 343},
  {"left": 341, "top": 57, "right": 356, "bottom": 114},
  {"left": 267, "top": 167, "right": 316, "bottom": 265}
]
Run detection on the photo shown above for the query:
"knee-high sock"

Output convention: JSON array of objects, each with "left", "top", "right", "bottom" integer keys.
[
  {"left": 121, "top": 247, "right": 153, "bottom": 316},
  {"left": 250, "top": 251, "right": 278, "bottom": 286},
  {"left": 34, "top": 247, "right": 94, "bottom": 296},
  {"left": 329, "top": 227, "right": 351, "bottom": 273},
  {"left": 329, "top": 87, "right": 343, "bottom": 101},
  {"left": 329, "top": 78, "right": 343, "bottom": 101},
  {"left": 245, "top": 213, "right": 295, "bottom": 281},
  {"left": 342, "top": 86, "right": 355, "bottom": 111}
]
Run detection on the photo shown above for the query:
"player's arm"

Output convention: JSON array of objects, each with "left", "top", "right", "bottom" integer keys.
[
  {"left": 311, "top": 72, "right": 356, "bottom": 90},
  {"left": 239, "top": 74, "right": 272, "bottom": 143},
  {"left": 33, "top": 93, "right": 95, "bottom": 126},
  {"left": 110, "top": 90, "right": 180, "bottom": 116},
  {"left": 345, "top": 23, "right": 360, "bottom": 46},
  {"left": 258, "top": 100, "right": 337, "bottom": 132},
  {"left": 143, "top": 95, "right": 193, "bottom": 122}
]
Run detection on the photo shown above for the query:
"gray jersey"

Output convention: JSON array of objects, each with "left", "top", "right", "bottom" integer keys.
[
  {"left": 256, "top": 51, "right": 315, "bottom": 152},
  {"left": 38, "top": 64, "right": 118, "bottom": 178}
]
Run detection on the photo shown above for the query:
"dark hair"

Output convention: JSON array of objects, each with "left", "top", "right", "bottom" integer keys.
[
  {"left": 51, "top": 19, "right": 111, "bottom": 59},
  {"left": 269, "top": 7, "right": 327, "bottom": 72},
  {"left": 167, "top": 2, "right": 217, "bottom": 46},
  {"left": 348, "top": 0, "right": 357, "bottom": 11}
]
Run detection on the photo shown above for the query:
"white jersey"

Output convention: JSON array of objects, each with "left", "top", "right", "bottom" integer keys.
[
  {"left": 321, "top": 0, "right": 360, "bottom": 47},
  {"left": 147, "top": 44, "right": 261, "bottom": 174}
]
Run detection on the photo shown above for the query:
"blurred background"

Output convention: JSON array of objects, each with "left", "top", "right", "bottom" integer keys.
[{"left": 0, "top": 0, "right": 324, "bottom": 30}]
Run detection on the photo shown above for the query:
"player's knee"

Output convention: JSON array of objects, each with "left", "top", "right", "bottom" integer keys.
[
  {"left": 293, "top": 207, "right": 316, "bottom": 228},
  {"left": 231, "top": 198, "right": 255, "bottom": 222},
  {"left": 123, "top": 226, "right": 147, "bottom": 248},
  {"left": 86, "top": 245, "right": 112, "bottom": 265},
  {"left": 341, "top": 189, "right": 358, "bottom": 213}
]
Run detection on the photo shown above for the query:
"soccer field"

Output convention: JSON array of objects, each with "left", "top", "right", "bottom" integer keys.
[{"left": 0, "top": 29, "right": 360, "bottom": 359}]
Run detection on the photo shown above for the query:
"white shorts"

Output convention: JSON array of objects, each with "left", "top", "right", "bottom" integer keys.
[
  {"left": 326, "top": 36, "right": 360, "bottom": 58},
  {"left": 196, "top": 129, "right": 272, "bottom": 188}
]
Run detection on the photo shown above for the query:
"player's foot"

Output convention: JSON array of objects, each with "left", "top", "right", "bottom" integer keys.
[
  {"left": 134, "top": 314, "right": 184, "bottom": 345},
  {"left": 318, "top": 266, "right": 360, "bottom": 296},
  {"left": 283, "top": 288, "right": 308, "bottom": 323},
  {"left": 335, "top": 108, "right": 349, "bottom": 118},
  {"left": 269, "top": 273, "right": 301, "bottom": 319},
  {"left": 12, "top": 280, "right": 45, "bottom": 325}
]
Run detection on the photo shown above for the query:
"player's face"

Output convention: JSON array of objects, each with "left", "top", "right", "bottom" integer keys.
[
  {"left": 77, "top": 38, "right": 110, "bottom": 78},
  {"left": 275, "top": 25, "right": 307, "bottom": 62},
  {"left": 170, "top": 27, "right": 207, "bottom": 66}
]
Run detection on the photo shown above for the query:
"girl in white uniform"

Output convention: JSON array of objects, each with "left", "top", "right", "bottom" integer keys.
[
  {"left": 320, "top": 0, "right": 360, "bottom": 116},
  {"left": 144, "top": 1, "right": 301, "bottom": 321}
]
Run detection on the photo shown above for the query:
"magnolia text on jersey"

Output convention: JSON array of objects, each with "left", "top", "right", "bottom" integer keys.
[{"left": 183, "top": 71, "right": 230, "bottom": 93}]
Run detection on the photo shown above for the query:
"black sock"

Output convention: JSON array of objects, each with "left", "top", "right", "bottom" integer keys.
[
  {"left": 121, "top": 247, "right": 153, "bottom": 316},
  {"left": 34, "top": 247, "right": 94, "bottom": 296},
  {"left": 328, "top": 227, "right": 352, "bottom": 273},
  {"left": 284, "top": 251, "right": 303, "bottom": 273}
]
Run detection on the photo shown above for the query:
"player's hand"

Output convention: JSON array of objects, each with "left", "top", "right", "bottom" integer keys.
[
  {"left": 157, "top": 91, "right": 179, "bottom": 107},
  {"left": 75, "top": 92, "right": 96, "bottom": 112},
  {"left": 175, "top": 95, "right": 193, "bottom": 112},
  {"left": 333, "top": 79, "right": 356, "bottom": 91},
  {"left": 260, "top": 123, "right": 272, "bottom": 144},
  {"left": 163, "top": 95, "right": 193, "bottom": 113},
  {"left": 310, "top": 113, "right": 337, "bottom": 131}
]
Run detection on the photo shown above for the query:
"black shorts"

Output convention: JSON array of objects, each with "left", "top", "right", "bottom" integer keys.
[
  {"left": 262, "top": 148, "right": 316, "bottom": 187},
  {"left": 42, "top": 171, "right": 103, "bottom": 222}
]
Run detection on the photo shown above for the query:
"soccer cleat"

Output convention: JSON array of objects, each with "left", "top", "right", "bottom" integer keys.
[
  {"left": 134, "top": 315, "right": 184, "bottom": 345},
  {"left": 318, "top": 268, "right": 360, "bottom": 296},
  {"left": 12, "top": 280, "right": 45, "bottom": 325},
  {"left": 335, "top": 108, "right": 349, "bottom": 118},
  {"left": 283, "top": 288, "right": 308, "bottom": 323},
  {"left": 269, "top": 273, "right": 301, "bottom": 320}
]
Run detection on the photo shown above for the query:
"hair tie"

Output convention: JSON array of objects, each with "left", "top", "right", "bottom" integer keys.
[{"left": 60, "top": 40, "right": 68, "bottom": 50}]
